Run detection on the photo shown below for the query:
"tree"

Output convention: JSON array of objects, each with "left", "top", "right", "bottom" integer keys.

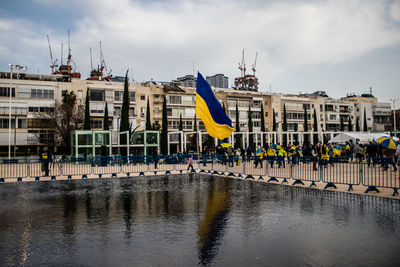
[
  {"left": 235, "top": 103, "right": 241, "bottom": 149},
  {"left": 261, "top": 104, "right": 266, "bottom": 132},
  {"left": 260, "top": 104, "right": 266, "bottom": 146},
  {"left": 83, "top": 89, "right": 91, "bottom": 130},
  {"left": 272, "top": 108, "right": 277, "bottom": 132},
  {"left": 356, "top": 117, "right": 360, "bottom": 132},
  {"left": 146, "top": 97, "right": 152, "bottom": 130},
  {"left": 120, "top": 70, "right": 130, "bottom": 155},
  {"left": 103, "top": 102, "right": 109, "bottom": 130},
  {"left": 313, "top": 108, "right": 318, "bottom": 144},
  {"left": 191, "top": 114, "right": 198, "bottom": 151},
  {"left": 282, "top": 104, "right": 288, "bottom": 147},
  {"left": 160, "top": 95, "right": 168, "bottom": 154},
  {"left": 120, "top": 70, "right": 130, "bottom": 133},
  {"left": 179, "top": 113, "right": 183, "bottom": 131},
  {"left": 222, "top": 101, "right": 228, "bottom": 143},
  {"left": 178, "top": 113, "right": 183, "bottom": 152},
  {"left": 363, "top": 108, "right": 368, "bottom": 132},
  {"left": 248, "top": 106, "right": 254, "bottom": 150},
  {"left": 35, "top": 91, "right": 83, "bottom": 155},
  {"left": 347, "top": 116, "right": 353, "bottom": 132},
  {"left": 304, "top": 105, "right": 309, "bottom": 145},
  {"left": 340, "top": 116, "right": 345, "bottom": 131}
]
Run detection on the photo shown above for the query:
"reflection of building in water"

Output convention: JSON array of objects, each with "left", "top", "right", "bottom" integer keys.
[{"left": 197, "top": 178, "right": 231, "bottom": 265}]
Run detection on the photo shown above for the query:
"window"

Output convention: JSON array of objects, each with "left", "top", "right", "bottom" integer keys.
[
  {"left": 265, "top": 112, "right": 268, "bottom": 117},
  {"left": 114, "top": 91, "right": 122, "bottom": 101},
  {"left": 168, "top": 95, "right": 181, "bottom": 104},
  {"left": 62, "top": 90, "right": 67, "bottom": 97},
  {"left": 114, "top": 107, "right": 121, "bottom": 116},
  {"left": 264, "top": 100, "right": 268, "bottom": 106},
  {"left": 253, "top": 121, "right": 261, "bottom": 127},
  {"left": 167, "top": 108, "right": 172, "bottom": 116},
  {"left": 130, "top": 92, "right": 136, "bottom": 102},
  {"left": 90, "top": 90, "right": 105, "bottom": 101},
  {"left": 0, "top": 87, "right": 15, "bottom": 97},
  {"left": 90, "top": 120, "right": 103, "bottom": 129},
  {"left": 154, "top": 108, "right": 159, "bottom": 114},
  {"left": 154, "top": 94, "right": 160, "bottom": 99},
  {"left": 29, "top": 107, "right": 54, "bottom": 113},
  {"left": 129, "top": 108, "right": 135, "bottom": 116},
  {"left": 18, "top": 119, "right": 27, "bottom": 128},
  {"left": 140, "top": 95, "right": 145, "bottom": 101}
]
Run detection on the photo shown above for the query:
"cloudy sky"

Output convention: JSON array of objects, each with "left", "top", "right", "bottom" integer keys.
[{"left": 1, "top": 0, "right": 399, "bottom": 103}]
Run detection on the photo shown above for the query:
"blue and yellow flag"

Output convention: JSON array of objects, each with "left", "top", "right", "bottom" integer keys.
[{"left": 196, "top": 72, "right": 233, "bottom": 140}]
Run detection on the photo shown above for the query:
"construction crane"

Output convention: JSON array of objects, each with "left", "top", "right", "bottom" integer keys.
[
  {"left": 67, "top": 29, "right": 72, "bottom": 67},
  {"left": 238, "top": 48, "right": 246, "bottom": 77},
  {"left": 99, "top": 41, "right": 112, "bottom": 77},
  {"left": 46, "top": 34, "right": 58, "bottom": 73},
  {"left": 252, "top": 52, "right": 258, "bottom": 76}
]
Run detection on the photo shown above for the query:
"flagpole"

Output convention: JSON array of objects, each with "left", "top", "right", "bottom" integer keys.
[{"left": 196, "top": 115, "right": 200, "bottom": 165}]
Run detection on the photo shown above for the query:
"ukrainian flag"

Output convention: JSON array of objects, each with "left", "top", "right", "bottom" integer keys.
[{"left": 196, "top": 72, "right": 233, "bottom": 140}]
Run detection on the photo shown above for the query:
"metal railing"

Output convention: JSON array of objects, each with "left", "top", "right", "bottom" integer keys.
[{"left": 0, "top": 155, "right": 399, "bottom": 196}]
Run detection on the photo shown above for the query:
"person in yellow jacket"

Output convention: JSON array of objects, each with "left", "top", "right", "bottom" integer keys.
[
  {"left": 320, "top": 144, "right": 329, "bottom": 167},
  {"left": 277, "top": 148, "right": 286, "bottom": 168},
  {"left": 254, "top": 146, "right": 265, "bottom": 168},
  {"left": 267, "top": 146, "right": 276, "bottom": 167}
]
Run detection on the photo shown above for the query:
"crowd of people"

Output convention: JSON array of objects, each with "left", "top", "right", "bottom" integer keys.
[{"left": 210, "top": 139, "right": 400, "bottom": 172}]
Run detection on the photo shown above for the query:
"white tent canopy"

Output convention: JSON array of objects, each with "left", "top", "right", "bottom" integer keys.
[{"left": 328, "top": 133, "right": 391, "bottom": 144}]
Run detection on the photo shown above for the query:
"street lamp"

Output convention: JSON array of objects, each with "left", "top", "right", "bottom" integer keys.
[
  {"left": 8, "top": 64, "right": 25, "bottom": 159},
  {"left": 390, "top": 98, "right": 399, "bottom": 133}
]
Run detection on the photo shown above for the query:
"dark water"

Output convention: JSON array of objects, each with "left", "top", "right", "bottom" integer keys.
[{"left": 1, "top": 175, "right": 400, "bottom": 267}]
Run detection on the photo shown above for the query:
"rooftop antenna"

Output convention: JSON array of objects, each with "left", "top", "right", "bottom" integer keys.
[
  {"left": 46, "top": 34, "right": 58, "bottom": 73},
  {"left": 61, "top": 43, "right": 63, "bottom": 65},
  {"left": 90, "top": 47, "right": 93, "bottom": 71},
  {"left": 242, "top": 49, "right": 246, "bottom": 76},
  {"left": 252, "top": 52, "right": 258, "bottom": 76},
  {"left": 67, "top": 29, "right": 71, "bottom": 67},
  {"left": 369, "top": 86, "right": 372, "bottom": 95},
  {"left": 238, "top": 49, "right": 245, "bottom": 77}
]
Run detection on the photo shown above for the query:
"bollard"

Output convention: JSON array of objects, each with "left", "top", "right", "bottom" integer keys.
[
  {"left": 292, "top": 179, "right": 304, "bottom": 186},
  {"left": 365, "top": 186, "right": 379, "bottom": 193},
  {"left": 347, "top": 184, "right": 354, "bottom": 191},
  {"left": 267, "top": 177, "right": 279, "bottom": 183},
  {"left": 324, "top": 182, "right": 337, "bottom": 190},
  {"left": 392, "top": 188, "right": 398, "bottom": 197}
]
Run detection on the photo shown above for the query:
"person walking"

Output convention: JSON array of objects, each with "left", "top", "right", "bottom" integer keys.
[
  {"left": 153, "top": 148, "right": 159, "bottom": 170},
  {"left": 40, "top": 146, "right": 51, "bottom": 176},
  {"left": 187, "top": 154, "right": 194, "bottom": 172}
]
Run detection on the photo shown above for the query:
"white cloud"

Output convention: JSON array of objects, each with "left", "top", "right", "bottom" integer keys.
[
  {"left": 1, "top": 0, "right": 400, "bottom": 95},
  {"left": 390, "top": 0, "right": 400, "bottom": 21}
]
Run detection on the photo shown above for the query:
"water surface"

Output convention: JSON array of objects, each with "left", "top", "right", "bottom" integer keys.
[{"left": 1, "top": 175, "right": 399, "bottom": 266}]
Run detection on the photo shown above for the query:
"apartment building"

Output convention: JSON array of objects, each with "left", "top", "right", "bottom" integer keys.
[{"left": 0, "top": 70, "right": 393, "bottom": 155}]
